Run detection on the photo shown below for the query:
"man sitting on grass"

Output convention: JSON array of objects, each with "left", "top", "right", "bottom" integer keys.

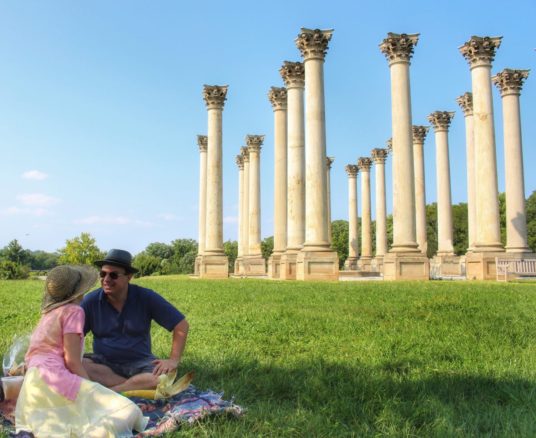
[{"left": 82, "top": 249, "right": 189, "bottom": 392}]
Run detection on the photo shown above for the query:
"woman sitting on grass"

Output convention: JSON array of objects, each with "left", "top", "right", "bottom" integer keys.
[{"left": 13, "top": 265, "right": 148, "bottom": 437}]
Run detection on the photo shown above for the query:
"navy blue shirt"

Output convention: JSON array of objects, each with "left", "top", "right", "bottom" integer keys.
[{"left": 81, "top": 284, "right": 185, "bottom": 364}]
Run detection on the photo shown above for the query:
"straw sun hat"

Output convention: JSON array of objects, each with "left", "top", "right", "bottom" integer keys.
[{"left": 41, "top": 265, "right": 98, "bottom": 314}]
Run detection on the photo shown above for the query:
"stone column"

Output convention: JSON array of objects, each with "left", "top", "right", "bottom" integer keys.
[
  {"left": 358, "top": 157, "right": 373, "bottom": 271},
  {"left": 460, "top": 36, "right": 505, "bottom": 279},
  {"left": 234, "top": 154, "right": 245, "bottom": 275},
  {"left": 267, "top": 87, "right": 288, "bottom": 278},
  {"left": 412, "top": 126, "right": 429, "bottom": 256},
  {"left": 344, "top": 164, "right": 359, "bottom": 270},
  {"left": 243, "top": 135, "right": 266, "bottom": 275},
  {"left": 295, "top": 28, "right": 339, "bottom": 280},
  {"left": 371, "top": 148, "right": 389, "bottom": 272},
  {"left": 379, "top": 32, "right": 429, "bottom": 280},
  {"left": 326, "top": 156, "right": 334, "bottom": 244},
  {"left": 279, "top": 61, "right": 305, "bottom": 280},
  {"left": 456, "top": 92, "right": 476, "bottom": 252},
  {"left": 493, "top": 69, "right": 532, "bottom": 255},
  {"left": 194, "top": 135, "right": 208, "bottom": 276},
  {"left": 235, "top": 146, "right": 250, "bottom": 274},
  {"left": 429, "top": 111, "right": 462, "bottom": 276},
  {"left": 199, "top": 85, "right": 228, "bottom": 278}
]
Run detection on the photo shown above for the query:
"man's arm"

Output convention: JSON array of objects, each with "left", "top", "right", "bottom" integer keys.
[{"left": 152, "top": 318, "right": 189, "bottom": 376}]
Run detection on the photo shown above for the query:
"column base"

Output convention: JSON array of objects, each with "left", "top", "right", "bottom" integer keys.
[
  {"left": 194, "top": 255, "right": 202, "bottom": 276},
  {"left": 344, "top": 257, "right": 359, "bottom": 271},
  {"left": 465, "top": 250, "right": 504, "bottom": 280},
  {"left": 241, "top": 255, "right": 266, "bottom": 276},
  {"left": 372, "top": 256, "right": 384, "bottom": 274},
  {"left": 267, "top": 253, "right": 283, "bottom": 279},
  {"left": 234, "top": 256, "right": 245, "bottom": 276},
  {"left": 382, "top": 251, "right": 430, "bottom": 281},
  {"left": 198, "top": 253, "right": 229, "bottom": 279},
  {"left": 358, "top": 256, "right": 373, "bottom": 272},
  {"left": 296, "top": 247, "right": 339, "bottom": 281},
  {"left": 280, "top": 251, "right": 299, "bottom": 280},
  {"left": 430, "top": 254, "right": 463, "bottom": 278}
]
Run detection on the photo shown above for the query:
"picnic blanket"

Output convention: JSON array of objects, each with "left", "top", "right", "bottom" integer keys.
[{"left": 0, "top": 385, "right": 243, "bottom": 437}]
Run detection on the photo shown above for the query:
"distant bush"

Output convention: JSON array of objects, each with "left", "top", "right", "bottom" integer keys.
[{"left": 0, "top": 260, "right": 30, "bottom": 279}]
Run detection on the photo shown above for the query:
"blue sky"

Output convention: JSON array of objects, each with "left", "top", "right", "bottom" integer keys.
[{"left": 0, "top": 0, "right": 534, "bottom": 254}]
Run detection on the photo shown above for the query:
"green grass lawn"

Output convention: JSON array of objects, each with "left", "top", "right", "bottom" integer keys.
[{"left": 1, "top": 277, "right": 536, "bottom": 437}]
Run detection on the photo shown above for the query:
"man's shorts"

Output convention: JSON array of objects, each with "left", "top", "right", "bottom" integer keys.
[{"left": 83, "top": 353, "right": 156, "bottom": 378}]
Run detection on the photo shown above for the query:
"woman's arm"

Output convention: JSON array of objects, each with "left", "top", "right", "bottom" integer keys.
[{"left": 64, "top": 333, "right": 90, "bottom": 380}]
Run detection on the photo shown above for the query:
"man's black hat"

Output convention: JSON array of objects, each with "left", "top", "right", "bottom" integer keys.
[{"left": 94, "top": 249, "right": 139, "bottom": 273}]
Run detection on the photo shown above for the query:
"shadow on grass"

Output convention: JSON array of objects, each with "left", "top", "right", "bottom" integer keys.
[{"left": 186, "top": 356, "right": 536, "bottom": 436}]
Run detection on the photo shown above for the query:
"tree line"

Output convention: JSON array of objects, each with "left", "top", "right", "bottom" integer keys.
[{"left": 1, "top": 191, "right": 535, "bottom": 279}]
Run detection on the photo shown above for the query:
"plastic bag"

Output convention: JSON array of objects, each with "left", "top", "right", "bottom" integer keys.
[{"left": 2, "top": 334, "right": 30, "bottom": 376}]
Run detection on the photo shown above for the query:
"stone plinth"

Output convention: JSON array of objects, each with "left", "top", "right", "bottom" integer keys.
[
  {"left": 241, "top": 256, "right": 267, "bottom": 277},
  {"left": 279, "top": 251, "right": 299, "bottom": 280},
  {"left": 431, "top": 255, "right": 463, "bottom": 277},
  {"left": 197, "top": 254, "right": 229, "bottom": 279},
  {"left": 382, "top": 252, "right": 430, "bottom": 280},
  {"left": 465, "top": 251, "right": 505, "bottom": 280},
  {"left": 296, "top": 249, "right": 340, "bottom": 281}
]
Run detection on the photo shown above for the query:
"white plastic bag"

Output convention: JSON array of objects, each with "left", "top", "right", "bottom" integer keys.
[{"left": 2, "top": 334, "right": 30, "bottom": 376}]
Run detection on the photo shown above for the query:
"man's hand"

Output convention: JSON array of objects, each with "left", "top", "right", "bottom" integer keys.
[{"left": 152, "top": 358, "right": 179, "bottom": 376}]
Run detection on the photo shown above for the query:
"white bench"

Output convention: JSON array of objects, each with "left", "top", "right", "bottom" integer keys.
[{"left": 496, "top": 258, "right": 536, "bottom": 281}]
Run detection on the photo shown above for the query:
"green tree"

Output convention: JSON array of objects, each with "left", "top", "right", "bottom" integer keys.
[
  {"left": 170, "top": 239, "right": 197, "bottom": 274},
  {"left": 133, "top": 252, "right": 161, "bottom": 277},
  {"left": 331, "top": 220, "right": 349, "bottom": 268},
  {"left": 57, "top": 233, "right": 105, "bottom": 265},
  {"left": 145, "top": 242, "right": 174, "bottom": 260},
  {"left": 452, "top": 202, "right": 468, "bottom": 255},
  {"left": 28, "top": 250, "right": 59, "bottom": 270},
  {"left": 499, "top": 192, "right": 507, "bottom": 247},
  {"left": 0, "top": 260, "right": 30, "bottom": 279},
  {"left": 1, "top": 239, "right": 31, "bottom": 266},
  {"left": 223, "top": 240, "right": 238, "bottom": 272},
  {"left": 526, "top": 190, "right": 536, "bottom": 252},
  {"left": 426, "top": 203, "right": 438, "bottom": 258},
  {"left": 261, "top": 236, "right": 274, "bottom": 260}
]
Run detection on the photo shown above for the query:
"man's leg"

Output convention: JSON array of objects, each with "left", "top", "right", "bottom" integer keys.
[
  {"left": 110, "top": 372, "right": 159, "bottom": 392},
  {"left": 83, "top": 358, "right": 126, "bottom": 388}
]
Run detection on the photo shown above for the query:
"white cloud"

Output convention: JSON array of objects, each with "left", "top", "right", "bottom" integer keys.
[
  {"left": 22, "top": 170, "right": 48, "bottom": 180},
  {"left": 157, "top": 213, "right": 179, "bottom": 221},
  {"left": 17, "top": 193, "right": 60, "bottom": 207},
  {"left": 74, "top": 216, "right": 154, "bottom": 227},
  {"left": 4, "top": 206, "right": 50, "bottom": 217}
]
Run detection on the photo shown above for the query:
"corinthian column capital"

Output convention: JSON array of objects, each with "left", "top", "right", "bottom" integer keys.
[
  {"left": 326, "top": 156, "right": 334, "bottom": 169},
  {"left": 280, "top": 61, "right": 305, "bottom": 88},
  {"left": 345, "top": 164, "right": 358, "bottom": 177},
  {"left": 240, "top": 146, "right": 249, "bottom": 162},
  {"left": 268, "top": 86, "right": 288, "bottom": 110},
  {"left": 379, "top": 33, "right": 419, "bottom": 65},
  {"left": 295, "top": 28, "right": 333, "bottom": 61},
  {"left": 235, "top": 154, "right": 244, "bottom": 169},
  {"left": 492, "top": 69, "right": 530, "bottom": 97},
  {"left": 197, "top": 135, "right": 208, "bottom": 152},
  {"left": 456, "top": 92, "right": 473, "bottom": 116},
  {"left": 203, "top": 85, "right": 229, "bottom": 109},
  {"left": 246, "top": 135, "right": 265, "bottom": 153},
  {"left": 428, "top": 111, "right": 455, "bottom": 132},
  {"left": 459, "top": 36, "right": 502, "bottom": 68},
  {"left": 412, "top": 125, "right": 429, "bottom": 143},
  {"left": 371, "top": 148, "right": 389, "bottom": 164},
  {"left": 358, "top": 157, "right": 373, "bottom": 171}
]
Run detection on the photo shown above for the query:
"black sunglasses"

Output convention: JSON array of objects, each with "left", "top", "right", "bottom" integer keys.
[{"left": 99, "top": 271, "right": 128, "bottom": 280}]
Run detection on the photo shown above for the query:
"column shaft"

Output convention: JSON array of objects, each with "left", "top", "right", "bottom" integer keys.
[
  {"left": 435, "top": 129, "right": 454, "bottom": 255},
  {"left": 471, "top": 64, "right": 502, "bottom": 249},
  {"left": 236, "top": 155, "right": 244, "bottom": 258},
  {"left": 241, "top": 148, "right": 250, "bottom": 256},
  {"left": 375, "top": 159, "right": 387, "bottom": 257},
  {"left": 346, "top": 165, "right": 359, "bottom": 259},
  {"left": 412, "top": 126, "right": 428, "bottom": 255},
  {"left": 248, "top": 144, "right": 262, "bottom": 256},
  {"left": 205, "top": 108, "right": 224, "bottom": 253},
  {"left": 304, "top": 57, "right": 329, "bottom": 247},
  {"left": 390, "top": 61, "right": 418, "bottom": 251},
  {"left": 197, "top": 136, "right": 207, "bottom": 256}
]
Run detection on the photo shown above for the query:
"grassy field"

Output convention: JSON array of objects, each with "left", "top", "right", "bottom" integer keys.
[{"left": 1, "top": 277, "right": 536, "bottom": 437}]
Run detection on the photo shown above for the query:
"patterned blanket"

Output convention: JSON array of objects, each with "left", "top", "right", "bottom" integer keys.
[{"left": 0, "top": 385, "right": 243, "bottom": 437}]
